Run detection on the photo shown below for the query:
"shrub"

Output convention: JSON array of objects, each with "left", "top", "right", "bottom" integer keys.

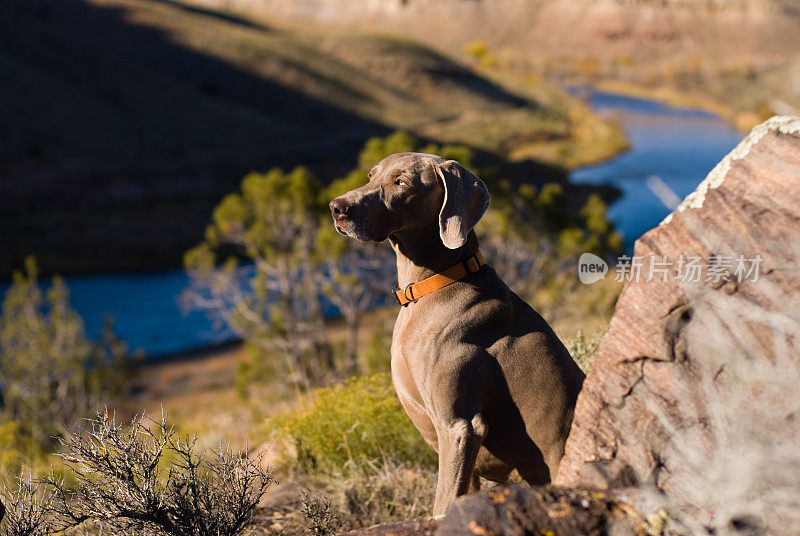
[
  {"left": 273, "top": 374, "right": 436, "bottom": 474},
  {"left": 299, "top": 491, "right": 341, "bottom": 536},
  {"left": 49, "top": 410, "right": 274, "bottom": 536}
]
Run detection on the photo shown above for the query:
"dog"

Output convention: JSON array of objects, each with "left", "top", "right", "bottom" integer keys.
[{"left": 329, "top": 152, "right": 585, "bottom": 516}]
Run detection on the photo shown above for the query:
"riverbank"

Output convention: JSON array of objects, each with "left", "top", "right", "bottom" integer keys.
[
  {"left": 591, "top": 79, "right": 773, "bottom": 133},
  {"left": 569, "top": 88, "right": 742, "bottom": 248},
  {"left": 121, "top": 306, "right": 396, "bottom": 447}
]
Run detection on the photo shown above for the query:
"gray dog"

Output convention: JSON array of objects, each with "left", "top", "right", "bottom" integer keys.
[{"left": 329, "top": 153, "right": 585, "bottom": 516}]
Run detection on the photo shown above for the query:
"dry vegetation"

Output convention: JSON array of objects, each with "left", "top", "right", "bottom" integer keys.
[{"left": 3, "top": 2, "right": 797, "bottom": 535}]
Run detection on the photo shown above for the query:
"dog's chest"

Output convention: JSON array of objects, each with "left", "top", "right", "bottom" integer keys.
[
  {"left": 389, "top": 308, "right": 439, "bottom": 448},
  {"left": 390, "top": 308, "right": 431, "bottom": 385}
]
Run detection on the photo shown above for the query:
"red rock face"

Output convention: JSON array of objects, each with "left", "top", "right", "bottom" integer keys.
[{"left": 555, "top": 116, "right": 800, "bottom": 494}]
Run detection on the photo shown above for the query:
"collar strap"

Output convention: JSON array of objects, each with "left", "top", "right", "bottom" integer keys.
[{"left": 393, "top": 250, "right": 484, "bottom": 306}]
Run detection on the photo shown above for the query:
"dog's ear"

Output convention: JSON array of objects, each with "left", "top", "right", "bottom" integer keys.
[{"left": 435, "top": 160, "right": 490, "bottom": 249}]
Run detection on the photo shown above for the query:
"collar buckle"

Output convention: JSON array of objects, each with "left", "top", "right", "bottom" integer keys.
[{"left": 402, "top": 283, "right": 418, "bottom": 304}]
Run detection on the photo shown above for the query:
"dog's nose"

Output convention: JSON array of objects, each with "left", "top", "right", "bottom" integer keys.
[{"left": 329, "top": 198, "right": 351, "bottom": 220}]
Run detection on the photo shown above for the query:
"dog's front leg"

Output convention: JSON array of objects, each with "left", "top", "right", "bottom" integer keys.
[{"left": 433, "top": 413, "right": 487, "bottom": 516}]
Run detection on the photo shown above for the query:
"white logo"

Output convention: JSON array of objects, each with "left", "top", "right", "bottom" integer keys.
[{"left": 578, "top": 253, "right": 608, "bottom": 284}]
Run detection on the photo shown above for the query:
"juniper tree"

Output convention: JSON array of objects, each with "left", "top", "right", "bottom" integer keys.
[
  {"left": 315, "top": 200, "right": 394, "bottom": 376},
  {"left": 183, "top": 167, "right": 334, "bottom": 388},
  {"left": 478, "top": 182, "right": 622, "bottom": 321}
]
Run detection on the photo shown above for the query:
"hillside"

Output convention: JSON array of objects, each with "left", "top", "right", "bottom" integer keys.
[
  {"left": 201, "top": 0, "right": 800, "bottom": 62},
  {"left": 0, "top": 0, "right": 625, "bottom": 277},
  {"left": 196, "top": 0, "right": 800, "bottom": 123}
]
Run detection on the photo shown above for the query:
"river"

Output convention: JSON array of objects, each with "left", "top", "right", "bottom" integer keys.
[
  {"left": 1, "top": 90, "right": 744, "bottom": 357},
  {"left": 571, "top": 90, "right": 743, "bottom": 248}
]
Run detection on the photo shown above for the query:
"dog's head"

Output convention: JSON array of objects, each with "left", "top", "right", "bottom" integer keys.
[{"left": 329, "top": 152, "right": 490, "bottom": 249}]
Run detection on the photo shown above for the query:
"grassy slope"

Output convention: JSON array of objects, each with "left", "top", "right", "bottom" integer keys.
[
  {"left": 217, "top": 0, "right": 800, "bottom": 130},
  {"left": 588, "top": 58, "right": 800, "bottom": 132},
  {"left": 0, "top": 0, "right": 625, "bottom": 278}
]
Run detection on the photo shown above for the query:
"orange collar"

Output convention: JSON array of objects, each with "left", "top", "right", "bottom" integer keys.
[{"left": 393, "top": 250, "right": 484, "bottom": 306}]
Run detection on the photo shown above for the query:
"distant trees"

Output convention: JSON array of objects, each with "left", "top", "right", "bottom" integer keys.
[
  {"left": 316, "top": 224, "right": 394, "bottom": 377},
  {"left": 183, "top": 132, "right": 473, "bottom": 388},
  {"left": 316, "top": 132, "right": 452, "bottom": 376},
  {"left": 0, "top": 257, "right": 133, "bottom": 448},
  {"left": 478, "top": 177, "right": 622, "bottom": 321}
]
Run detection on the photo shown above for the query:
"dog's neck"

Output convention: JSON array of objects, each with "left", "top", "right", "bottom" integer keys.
[{"left": 389, "top": 223, "right": 480, "bottom": 289}]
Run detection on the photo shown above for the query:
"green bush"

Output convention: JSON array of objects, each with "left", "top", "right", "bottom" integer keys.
[
  {"left": 0, "top": 420, "right": 49, "bottom": 480},
  {"left": 273, "top": 374, "right": 436, "bottom": 474}
]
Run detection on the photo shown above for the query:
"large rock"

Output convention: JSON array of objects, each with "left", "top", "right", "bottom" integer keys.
[{"left": 555, "top": 117, "right": 800, "bottom": 531}]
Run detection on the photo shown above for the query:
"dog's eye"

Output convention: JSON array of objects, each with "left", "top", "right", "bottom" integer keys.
[{"left": 395, "top": 178, "right": 408, "bottom": 186}]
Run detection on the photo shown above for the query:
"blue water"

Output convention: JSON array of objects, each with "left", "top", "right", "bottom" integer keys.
[
  {"left": 31, "top": 270, "right": 228, "bottom": 357},
  {"left": 0, "top": 90, "right": 744, "bottom": 356},
  {"left": 570, "top": 89, "right": 743, "bottom": 248}
]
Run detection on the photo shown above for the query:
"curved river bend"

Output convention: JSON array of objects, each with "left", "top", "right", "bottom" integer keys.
[
  {"left": 3, "top": 90, "right": 744, "bottom": 356},
  {"left": 571, "top": 90, "right": 742, "bottom": 248}
]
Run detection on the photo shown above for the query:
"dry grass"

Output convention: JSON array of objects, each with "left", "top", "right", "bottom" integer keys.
[
  {"left": 565, "top": 331, "right": 602, "bottom": 374},
  {"left": 256, "top": 460, "right": 437, "bottom": 536}
]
